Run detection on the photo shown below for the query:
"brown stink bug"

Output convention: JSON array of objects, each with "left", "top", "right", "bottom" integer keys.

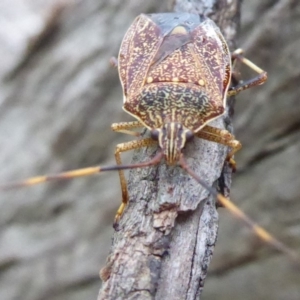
[
  {"left": 2, "top": 13, "right": 296, "bottom": 259},
  {"left": 109, "top": 13, "right": 268, "bottom": 221}
]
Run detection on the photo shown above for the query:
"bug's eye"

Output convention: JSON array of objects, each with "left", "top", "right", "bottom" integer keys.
[
  {"left": 185, "top": 131, "right": 194, "bottom": 142},
  {"left": 151, "top": 129, "right": 159, "bottom": 140}
]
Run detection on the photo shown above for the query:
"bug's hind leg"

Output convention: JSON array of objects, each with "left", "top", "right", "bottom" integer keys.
[
  {"left": 195, "top": 126, "right": 242, "bottom": 171},
  {"left": 228, "top": 48, "right": 267, "bottom": 96}
]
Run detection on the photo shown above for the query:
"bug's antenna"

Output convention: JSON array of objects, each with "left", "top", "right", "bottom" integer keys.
[
  {"left": 179, "top": 154, "right": 300, "bottom": 265},
  {"left": 0, "top": 151, "right": 163, "bottom": 190}
]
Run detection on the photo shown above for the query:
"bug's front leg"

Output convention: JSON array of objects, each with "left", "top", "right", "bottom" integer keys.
[
  {"left": 195, "top": 126, "right": 242, "bottom": 171},
  {"left": 111, "top": 120, "right": 143, "bottom": 137},
  {"left": 228, "top": 48, "right": 268, "bottom": 96},
  {"left": 113, "top": 138, "right": 158, "bottom": 226}
]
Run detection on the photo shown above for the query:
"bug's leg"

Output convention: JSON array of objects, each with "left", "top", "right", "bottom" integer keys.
[
  {"left": 109, "top": 56, "right": 118, "bottom": 68},
  {"left": 111, "top": 120, "right": 144, "bottom": 137},
  {"left": 195, "top": 126, "right": 242, "bottom": 171},
  {"left": 113, "top": 138, "right": 158, "bottom": 225},
  {"left": 0, "top": 121, "right": 145, "bottom": 190},
  {"left": 111, "top": 120, "right": 146, "bottom": 219},
  {"left": 0, "top": 136, "right": 161, "bottom": 226},
  {"left": 180, "top": 155, "right": 300, "bottom": 266},
  {"left": 228, "top": 48, "right": 268, "bottom": 96},
  {"left": 111, "top": 121, "right": 158, "bottom": 224}
]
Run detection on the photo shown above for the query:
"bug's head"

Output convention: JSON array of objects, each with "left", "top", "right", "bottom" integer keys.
[{"left": 151, "top": 122, "right": 194, "bottom": 165}]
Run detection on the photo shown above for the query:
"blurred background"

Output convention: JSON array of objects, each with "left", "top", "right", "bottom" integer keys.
[{"left": 0, "top": 1, "right": 299, "bottom": 300}]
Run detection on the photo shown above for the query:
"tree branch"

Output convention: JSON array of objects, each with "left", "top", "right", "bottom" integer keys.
[{"left": 98, "top": 0, "right": 240, "bottom": 299}]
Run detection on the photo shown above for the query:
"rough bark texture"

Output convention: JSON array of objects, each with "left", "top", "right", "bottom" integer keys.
[
  {"left": 203, "top": 1, "right": 300, "bottom": 299},
  {"left": 0, "top": 1, "right": 299, "bottom": 300}
]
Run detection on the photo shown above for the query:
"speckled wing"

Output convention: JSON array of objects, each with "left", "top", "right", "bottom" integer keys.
[
  {"left": 119, "top": 14, "right": 232, "bottom": 132},
  {"left": 191, "top": 19, "right": 231, "bottom": 108},
  {"left": 118, "top": 14, "right": 163, "bottom": 100}
]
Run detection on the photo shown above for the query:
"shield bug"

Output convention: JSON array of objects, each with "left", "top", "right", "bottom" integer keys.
[{"left": 2, "top": 13, "right": 296, "bottom": 259}]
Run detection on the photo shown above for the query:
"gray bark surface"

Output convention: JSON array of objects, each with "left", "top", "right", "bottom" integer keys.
[
  {"left": 0, "top": 0, "right": 299, "bottom": 300},
  {"left": 203, "top": 1, "right": 300, "bottom": 299}
]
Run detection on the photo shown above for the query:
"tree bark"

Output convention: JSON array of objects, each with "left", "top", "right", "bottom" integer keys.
[
  {"left": 98, "top": 1, "right": 240, "bottom": 299},
  {"left": 203, "top": 1, "right": 300, "bottom": 299}
]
